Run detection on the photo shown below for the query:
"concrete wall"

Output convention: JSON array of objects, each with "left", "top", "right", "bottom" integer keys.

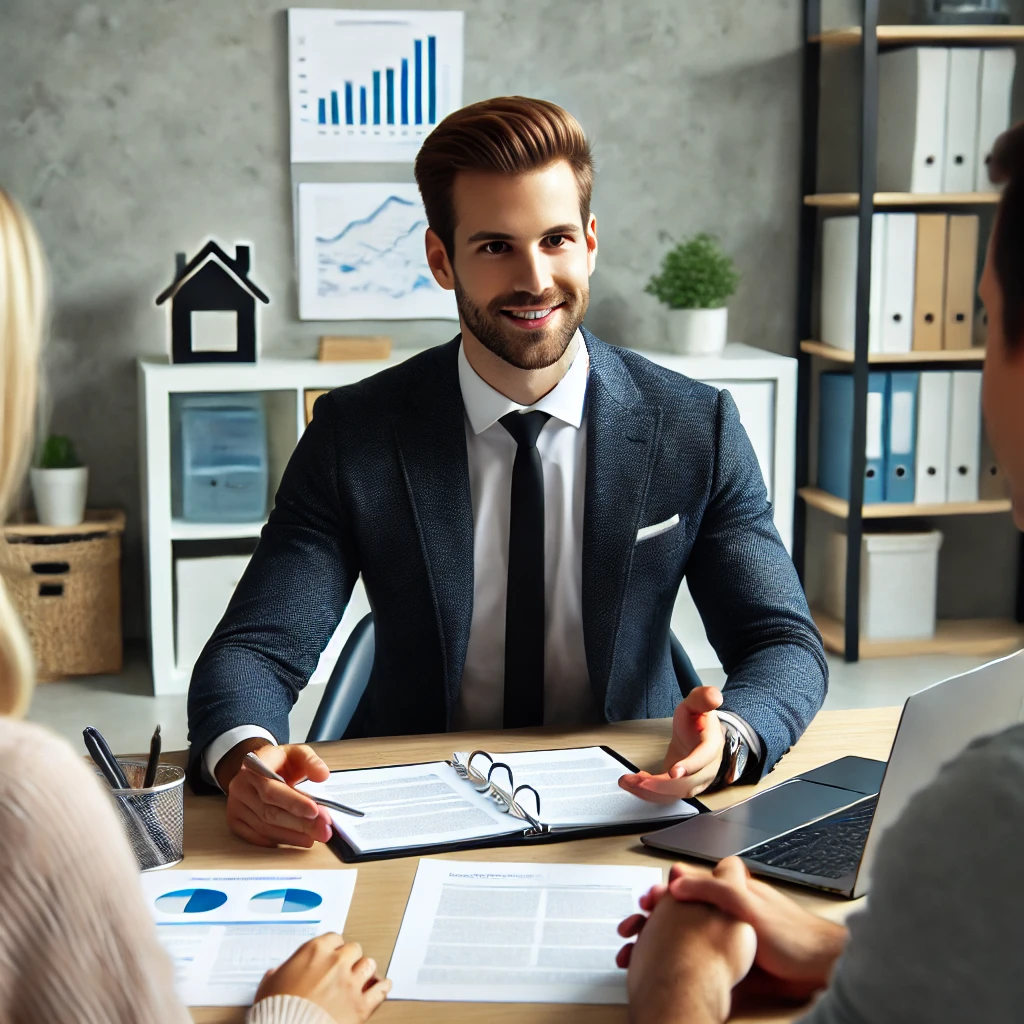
[{"left": 0, "top": 0, "right": 806, "bottom": 638}]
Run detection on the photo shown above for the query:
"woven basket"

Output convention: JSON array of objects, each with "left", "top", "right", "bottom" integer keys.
[{"left": 0, "top": 510, "right": 125, "bottom": 679}]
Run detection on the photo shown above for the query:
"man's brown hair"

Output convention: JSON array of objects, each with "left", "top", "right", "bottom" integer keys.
[
  {"left": 413, "top": 96, "right": 594, "bottom": 260},
  {"left": 989, "top": 122, "right": 1024, "bottom": 350}
]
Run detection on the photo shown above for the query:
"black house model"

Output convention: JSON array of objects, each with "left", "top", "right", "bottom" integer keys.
[{"left": 156, "top": 241, "right": 269, "bottom": 363}]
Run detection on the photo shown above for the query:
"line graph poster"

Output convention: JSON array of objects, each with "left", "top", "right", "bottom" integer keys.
[
  {"left": 289, "top": 9, "right": 464, "bottom": 163},
  {"left": 298, "top": 183, "right": 458, "bottom": 321}
]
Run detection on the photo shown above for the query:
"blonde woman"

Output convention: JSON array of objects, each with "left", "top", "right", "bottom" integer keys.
[{"left": 0, "top": 189, "right": 390, "bottom": 1024}]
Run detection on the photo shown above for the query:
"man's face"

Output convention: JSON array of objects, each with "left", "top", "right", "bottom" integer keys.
[
  {"left": 980, "top": 224, "right": 1024, "bottom": 529},
  {"left": 428, "top": 160, "right": 597, "bottom": 370}
]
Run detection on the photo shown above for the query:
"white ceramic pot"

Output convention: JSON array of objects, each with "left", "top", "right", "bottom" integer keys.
[
  {"left": 30, "top": 466, "right": 89, "bottom": 527},
  {"left": 667, "top": 307, "right": 728, "bottom": 355}
]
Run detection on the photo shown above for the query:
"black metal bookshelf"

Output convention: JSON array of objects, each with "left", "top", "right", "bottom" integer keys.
[{"left": 793, "top": 0, "right": 1024, "bottom": 661}]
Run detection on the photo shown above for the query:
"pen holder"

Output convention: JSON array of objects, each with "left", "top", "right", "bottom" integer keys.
[{"left": 96, "top": 760, "right": 185, "bottom": 871}]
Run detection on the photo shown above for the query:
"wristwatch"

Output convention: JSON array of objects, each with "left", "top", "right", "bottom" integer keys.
[{"left": 710, "top": 718, "right": 750, "bottom": 791}]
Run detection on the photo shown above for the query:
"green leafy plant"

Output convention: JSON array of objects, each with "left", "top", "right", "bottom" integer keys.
[
  {"left": 37, "top": 435, "right": 83, "bottom": 469},
  {"left": 645, "top": 233, "right": 740, "bottom": 310}
]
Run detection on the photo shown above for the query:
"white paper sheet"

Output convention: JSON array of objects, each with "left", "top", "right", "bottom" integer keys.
[
  {"left": 288, "top": 9, "right": 464, "bottom": 163},
  {"left": 453, "top": 746, "right": 700, "bottom": 829},
  {"left": 297, "top": 182, "right": 458, "bottom": 321},
  {"left": 298, "top": 760, "right": 521, "bottom": 855},
  {"left": 139, "top": 869, "right": 356, "bottom": 1007},
  {"left": 387, "top": 859, "right": 662, "bottom": 1004}
]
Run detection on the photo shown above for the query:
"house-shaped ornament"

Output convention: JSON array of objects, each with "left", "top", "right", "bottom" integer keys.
[{"left": 156, "top": 241, "right": 269, "bottom": 363}]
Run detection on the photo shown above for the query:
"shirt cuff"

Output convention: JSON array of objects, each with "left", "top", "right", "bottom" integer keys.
[
  {"left": 716, "top": 710, "right": 763, "bottom": 767},
  {"left": 245, "top": 995, "right": 336, "bottom": 1024},
  {"left": 201, "top": 725, "right": 279, "bottom": 791}
]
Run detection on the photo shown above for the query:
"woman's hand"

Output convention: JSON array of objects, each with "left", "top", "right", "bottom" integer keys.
[{"left": 254, "top": 933, "right": 391, "bottom": 1023}]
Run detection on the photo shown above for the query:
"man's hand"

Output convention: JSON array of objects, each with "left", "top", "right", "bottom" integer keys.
[
  {"left": 618, "top": 686, "right": 726, "bottom": 801},
  {"left": 631, "top": 858, "right": 847, "bottom": 998},
  {"left": 617, "top": 886, "right": 755, "bottom": 1024},
  {"left": 219, "top": 740, "right": 334, "bottom": 848}
]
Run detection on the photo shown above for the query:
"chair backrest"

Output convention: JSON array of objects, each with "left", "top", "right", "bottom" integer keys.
[
  {"left": 306, "top": 613, "right": 375, "bottom": 742},
  {"left": 306, "top": 617, "right": 701, "bottom": 742},
  {"left": 670, "top": 631, "right": 702, "bottom": 697}
]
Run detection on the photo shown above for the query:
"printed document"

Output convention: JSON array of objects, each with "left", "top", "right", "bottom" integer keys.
[
  {"left": 139, "top": 869, "right": 356, "bottom": 1006},
  {"left": 387, "top": 859, "right": 662, "bottom": 1003}
]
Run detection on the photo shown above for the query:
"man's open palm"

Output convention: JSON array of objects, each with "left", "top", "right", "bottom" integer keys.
[{"left": 618, "top": 685, "right": 726, "bottom": 801}]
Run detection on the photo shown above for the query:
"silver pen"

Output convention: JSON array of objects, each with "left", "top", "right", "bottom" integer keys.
[{"left": 242, "top": 751, "right": 365, "bottom": 818}]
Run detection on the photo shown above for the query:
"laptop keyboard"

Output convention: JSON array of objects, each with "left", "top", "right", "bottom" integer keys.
[{"left": 741, "top": 796, "right": 878, "bottom": 880}]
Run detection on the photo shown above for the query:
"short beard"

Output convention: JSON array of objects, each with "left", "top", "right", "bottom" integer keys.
[{"left": 453, "top": 273, "right": 588, "bottom": 371}]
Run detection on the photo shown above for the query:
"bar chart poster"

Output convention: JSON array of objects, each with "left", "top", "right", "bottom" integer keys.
[
  {"left": 297, "top": 182, "right": 458, "bottom": 320},
  {"left": 288, "top": 9, "right": 464, "bottom": 163}
]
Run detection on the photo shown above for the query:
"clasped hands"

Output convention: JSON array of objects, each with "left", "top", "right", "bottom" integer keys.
[{"left": 616, "top": 858, "right": 848, "bottom": 1023}]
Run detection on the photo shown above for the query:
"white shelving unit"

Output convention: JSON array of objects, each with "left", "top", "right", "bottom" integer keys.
[{"left": 138, "top": 344, "right": 797, "bottom": 695}]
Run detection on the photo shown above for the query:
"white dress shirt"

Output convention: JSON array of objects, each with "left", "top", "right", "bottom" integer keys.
[
  {"left": 203, "top": 330, "right": 759, "bottom": 784},
  {"left": 454, "top": 331, "right": 593, "bottom": 730}
]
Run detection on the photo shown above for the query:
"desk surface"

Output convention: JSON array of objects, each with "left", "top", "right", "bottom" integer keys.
[{"left": 181, "top": 707, "right": 901, "bottom": 1024}]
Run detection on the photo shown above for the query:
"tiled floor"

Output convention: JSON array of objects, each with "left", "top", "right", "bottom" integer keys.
[{"left": 25, "top": 640, "right": 993, "bottom": 757}]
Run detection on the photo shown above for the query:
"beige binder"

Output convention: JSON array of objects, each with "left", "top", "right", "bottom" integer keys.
[
  {"left": 943, "top": 215, "right": 980, "bottom": 350},
  {"left": 912, "top": 214, "right": 947, "bottom": 351}
]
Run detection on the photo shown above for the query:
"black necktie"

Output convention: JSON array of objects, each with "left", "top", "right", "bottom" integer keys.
[{"left": 499, "top": 410, "right": 550, "bottom": 728}]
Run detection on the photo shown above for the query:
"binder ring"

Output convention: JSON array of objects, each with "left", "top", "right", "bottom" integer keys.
[{"left": 486, "top": 762, "right": 514, "bottom": 810}]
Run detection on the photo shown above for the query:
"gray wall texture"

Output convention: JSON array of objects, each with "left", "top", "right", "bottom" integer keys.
[
  {"left": 1, "top": 0, "right": 1018, "bottom": 645},
  {"left": 0, "top": 0, "right": 806, "bottom": 639}
]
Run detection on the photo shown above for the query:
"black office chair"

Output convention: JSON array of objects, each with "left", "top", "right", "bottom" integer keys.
[
  {"left": 306, "top": 613, "right": 704, "bottom": 743},
  {"left": 306, "top": 614, "right": 375, "bottom": 743}
]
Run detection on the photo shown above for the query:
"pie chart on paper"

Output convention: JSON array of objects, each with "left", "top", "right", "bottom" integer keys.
[
  {"left": 250, "top": 889, "right": 323, "bottom": 914},
  {"left": 155, "top": 888, "right": 228, "bottom": 914}
]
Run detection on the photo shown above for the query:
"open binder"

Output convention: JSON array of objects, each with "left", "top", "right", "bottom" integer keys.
[{"left": 301, "top": 744, "right": 707, "bottom": 863}]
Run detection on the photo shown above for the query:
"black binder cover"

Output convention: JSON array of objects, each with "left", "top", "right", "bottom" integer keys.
[{"left": 325, "top": 745, "right": 709, "bottom": 864}]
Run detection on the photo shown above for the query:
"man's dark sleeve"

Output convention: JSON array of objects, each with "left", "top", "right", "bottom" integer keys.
[
  {"left": 185, "top": 395, "right": 359, "bottom": 791},
  {"left": 685, "top": 388, "right": 828, "bottom": 777}
]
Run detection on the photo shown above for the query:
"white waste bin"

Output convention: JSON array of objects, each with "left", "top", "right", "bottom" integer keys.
[{"left": 824, "top": 529, "right": 944, "bottom": 641}]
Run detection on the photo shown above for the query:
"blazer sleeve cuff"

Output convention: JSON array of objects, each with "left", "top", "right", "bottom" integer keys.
[{"left": 202, "top": 725, "right": 279, "bottom": 791}]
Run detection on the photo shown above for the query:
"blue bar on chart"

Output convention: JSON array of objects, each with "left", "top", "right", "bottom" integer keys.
[
  {"left": 414, "top": 39, "right": 422, "bottom": 125},
  {"left": 372, "top": 70, "right": 381, "bottom": 125},
  {"left": 317, "top": 98, "right": 326, "bottom": 125},
  {"left": 386, "top": 68, "right": 395, "bottom": 125},
  {"left": 428, "top": 35, "right": 436, "bottom": 124},
  {"left": 360, "top": 86, "right": 367, "bottom": 125},
  {"left": 401, "top": 59, "right": 409, "bottom": 125},
  {"left": 344, "top": 82, "right": 354, "bottom": 125},
  {"left": 330, "top": 90, "right": 339, "bottom": 126}
]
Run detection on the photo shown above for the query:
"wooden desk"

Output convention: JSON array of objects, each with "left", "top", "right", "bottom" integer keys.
[{"left": 183, "top": 707, "right": 900, "bottom": 1024}]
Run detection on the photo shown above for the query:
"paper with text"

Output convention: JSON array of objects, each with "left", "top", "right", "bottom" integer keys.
[
  {"left": 299, "top": 760, "right": 522, "bottom": 855},
  {"left": 454, "top": 746, "right": 700, "bottom": 829},
  {"left": 388, "top": 859, "right": 662, "bottom": 1003},
  {"left": 139, "top": 869, "right": 356, "bottom": 1007}
]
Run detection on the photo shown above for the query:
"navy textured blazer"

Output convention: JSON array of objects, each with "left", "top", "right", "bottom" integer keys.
[{"left": 187, "top": 329, "right": 827, "bottom": 791}]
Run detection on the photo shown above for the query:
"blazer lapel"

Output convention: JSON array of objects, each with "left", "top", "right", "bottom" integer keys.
[
  {"left": 581, "top": 330, "right": 661, "bottom": 710},
  {"left": 392, "top": 338, "right": 475, "bottom": 716}
]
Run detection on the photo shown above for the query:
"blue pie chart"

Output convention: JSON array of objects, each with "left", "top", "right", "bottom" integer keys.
[
  {"left": 250, "top": 888, "right": 323, "bottom": 914},
  {"left": 155, "top": 888, "right": 228, "bottom": 914}
]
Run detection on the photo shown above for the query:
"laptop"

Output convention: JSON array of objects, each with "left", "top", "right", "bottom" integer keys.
[{"left": 641, "top": 649, "right": 1024, "bottom": 898}]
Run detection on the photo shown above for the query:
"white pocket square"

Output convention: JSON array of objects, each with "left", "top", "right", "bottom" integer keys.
[{"left": 636, "top": 514, "right": 681, "bottom": 544}]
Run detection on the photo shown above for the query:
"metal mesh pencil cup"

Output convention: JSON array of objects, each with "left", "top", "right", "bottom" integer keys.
[{"left": 95, "top": 760, "right": 185, "bottom": 871}]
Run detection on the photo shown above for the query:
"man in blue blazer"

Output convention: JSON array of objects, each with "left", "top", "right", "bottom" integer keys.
[{"left": 187, "top": 96, "right": 827, "bottom": 849}]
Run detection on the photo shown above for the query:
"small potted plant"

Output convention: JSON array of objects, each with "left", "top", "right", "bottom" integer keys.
[
  {"left": 646, "top": 232, "right": 740, "bottom": 354},
  {"left": 30, "top": 435, "right": 89, "bottom": 527}
]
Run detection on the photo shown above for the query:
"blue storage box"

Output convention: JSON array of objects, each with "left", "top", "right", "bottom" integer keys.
[{"left": 173, "top": 394, "right": 268, "bottom": 522}]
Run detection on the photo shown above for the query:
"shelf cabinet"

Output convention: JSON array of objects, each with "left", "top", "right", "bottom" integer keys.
[
  {"left": 794, "top": 1, "right": 1023, "bottom": 661},
  {"left": 139, "top": 344, "right": 797, "bottom": 694}
]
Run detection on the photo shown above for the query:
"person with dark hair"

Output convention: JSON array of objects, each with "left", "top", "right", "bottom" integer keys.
[
  {"left": 617, "top": 120, "right": 1024, "bottom": 1024},
  {"left": 187, "top": 96, "right": 828, "bottom": 848}
]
